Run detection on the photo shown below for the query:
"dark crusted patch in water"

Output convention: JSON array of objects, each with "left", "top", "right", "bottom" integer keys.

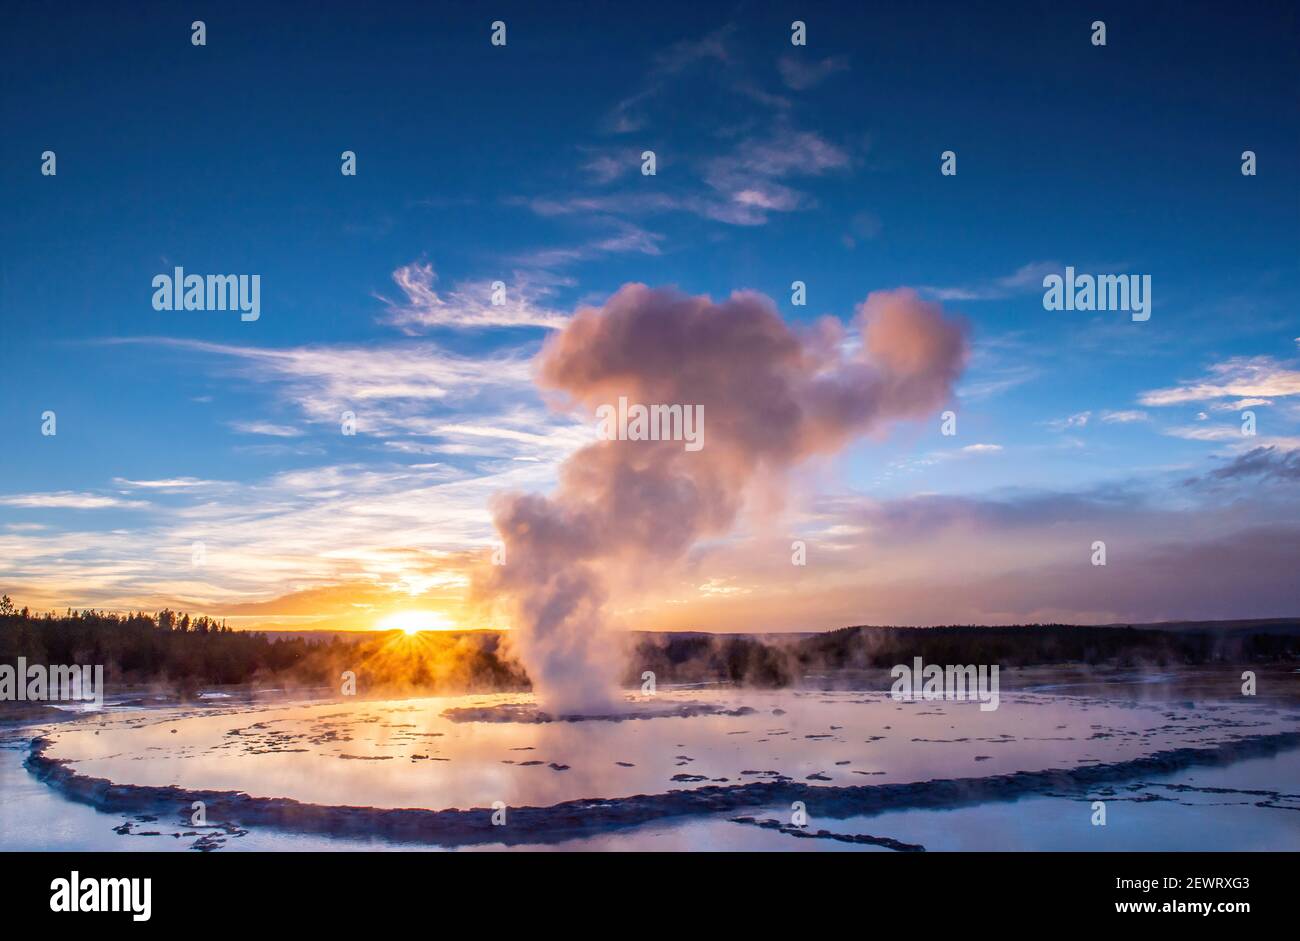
[{"left": 730, "top": 816, "right": 925, "bottom": 851}]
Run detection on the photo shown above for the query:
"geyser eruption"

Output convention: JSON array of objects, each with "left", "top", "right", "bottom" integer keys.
[{"left": 488, "top": 284, "right": 966, "bottom": 714}]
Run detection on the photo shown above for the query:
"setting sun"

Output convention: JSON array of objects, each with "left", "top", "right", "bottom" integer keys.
[{"left": 377, "top": 610, "right": 454, "bottom": 635}]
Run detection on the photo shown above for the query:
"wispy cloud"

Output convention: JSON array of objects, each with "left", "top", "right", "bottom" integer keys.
[
  {"left": 1162, "top": 424, "right": 1242, "bottom": 442},
  {"left": 1100, "top": 409, "right": 1150, "bottom": 423},
  {"left": 700, "top": 124, "right": 850, "bottom": 224},
  {"left": 1212, "top": 398, "right": 1273, "bottom": 410},
  {"left": 1043, "top": 411, "right": 1092, "bottom": 431},
  {"left": 1161, "top": 422, "right": 1300, "bottom": 456},
  {"left": 229, "top": 421, "right": 303, "bottom": 437},
  {"left": 379, "top": 262, "right": 568, "bottom": 332},
  {"left": 922, "top": 261, "right": 1061, "bottom": 303},
  {"left": 957, "top": 364, "right": 1040, "bottom": 401},
  {"left": 113, "top": 477, "right": 221, "bottom": 490},
  {"left": 0, "top": 491, "right": 148, "bottom": 510},
  {"left": 1140, "top": 356, "right": 1300, "bottom": 406},
  {"left": 577, "top": 146, "right": 642, "bottom": 184},
  {"left": 509, "top": 219, "right": 664, "bottom": 269},
  {"left": 1195, "top": 446, "right": 1300, "bottom": 483},
  {"left": 561, "top": 26, "right": 854, "bottom": 228},
  {"left": 604, "top": 25, "right": 737, "bottom": 134},
  {"left": 110, "top": 336, "right": 535, "bottom": 417},
  {"left": 777, "top": 53, "right": 850, "bottom": 90},
  {"left": 528, "top": 126, "right": 852, "bottom": 229},
  {"left": 102, "top": 336, "right": 582, "bottom": 469}
]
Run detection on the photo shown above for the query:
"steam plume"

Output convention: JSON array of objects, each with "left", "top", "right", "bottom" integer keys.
[{"left": 488, "top": 284, "right": 966, "bottom": 713}]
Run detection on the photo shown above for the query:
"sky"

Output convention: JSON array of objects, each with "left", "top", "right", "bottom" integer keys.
[{"left": 1, "top": 1, "right": 1298, "bottom": 632}]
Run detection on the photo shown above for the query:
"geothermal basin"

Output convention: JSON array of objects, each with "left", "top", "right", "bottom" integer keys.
[{"left": 7, "top": 670, "right": 1300, "bottom": 851}]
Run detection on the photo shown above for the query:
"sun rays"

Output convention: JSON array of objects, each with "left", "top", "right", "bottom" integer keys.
[{"left": 376, "top": 610, "right": 455, "bottom": 635}]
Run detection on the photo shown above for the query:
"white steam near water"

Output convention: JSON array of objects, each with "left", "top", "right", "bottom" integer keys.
[{"left": 485, "top": 284, "right": 967, "bottom": 714}]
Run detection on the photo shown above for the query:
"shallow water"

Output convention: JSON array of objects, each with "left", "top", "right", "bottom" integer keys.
[
  {"left": 37, "top": 688, "right": 1296, "bottom": 810},
  {"left": 5, "top": 671, "right": 1299, "bottom": 851}
]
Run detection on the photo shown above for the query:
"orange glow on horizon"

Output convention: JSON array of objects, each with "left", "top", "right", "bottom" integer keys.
[{"left": 375, "top": 609, "right": 455, "bottom": 634}]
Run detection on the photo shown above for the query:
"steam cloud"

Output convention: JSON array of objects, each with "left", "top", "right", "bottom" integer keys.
[{"left": 487, "top": 284, "right": 966, "bottom": 714}]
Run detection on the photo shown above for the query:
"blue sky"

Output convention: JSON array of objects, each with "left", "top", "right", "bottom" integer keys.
[{"left": 1, "top": 1, "right": 1297, "bottom": 628}]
